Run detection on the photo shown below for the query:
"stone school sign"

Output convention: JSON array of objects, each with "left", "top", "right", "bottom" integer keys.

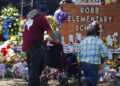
[{"left": 60, "top": 3, "right": 120, "bottom": 43}]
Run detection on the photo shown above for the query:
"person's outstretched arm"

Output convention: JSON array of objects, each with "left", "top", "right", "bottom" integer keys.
[
  {"left": 47, "top": 29, "right": 55, "bottom": 40},
  {"left": 40, "top": 15, "right": 55, "bottom": 41}
]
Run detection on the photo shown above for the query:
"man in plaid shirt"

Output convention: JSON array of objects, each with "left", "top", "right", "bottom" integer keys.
[{"left": 79, "top": 21, "right": 108, "bottom": 86}]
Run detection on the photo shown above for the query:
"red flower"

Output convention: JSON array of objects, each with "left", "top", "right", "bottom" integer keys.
[
  {"left": 1, "top": 48, "right": 8, "bottom": 56},
  {"left": 7, "top": 44, "right": 11, "bottom": 49},
  {"left": 1, "top": 48, "right": 6, "bottom": 52},
  {"left": 101, "top": 2, "right": 105, "bottom": 5},
  {"left": 77, "top": 40, "right": 80, "bottom": 43},
  {"left": 4, "top": 57, "right": 7, "bottom": 63},
  {"left": 19, "top": 15, "right": 25, "bottom": 20}
]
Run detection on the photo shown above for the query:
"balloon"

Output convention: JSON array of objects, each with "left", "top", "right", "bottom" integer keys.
[{"left": 54, "top": 9, "right": 67, "bottom": 24}]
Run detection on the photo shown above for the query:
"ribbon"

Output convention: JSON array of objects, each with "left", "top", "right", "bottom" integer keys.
[{"left": 3, "top": 17, "right": 13, "bottom": 39}]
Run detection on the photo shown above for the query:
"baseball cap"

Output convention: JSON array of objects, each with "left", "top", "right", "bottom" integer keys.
[
  {"left": 37, "top": 4, "right": 49, "bottom": 14},
  {"left": 86, "top": 21, "right": 100, "bottom": 30}
]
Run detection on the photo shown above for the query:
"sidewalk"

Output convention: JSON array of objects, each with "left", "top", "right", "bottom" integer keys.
[
  {"left": 0, "top": 78, "right": 27, "bottom": 86},
  {"left": 0, "top": 78, "right": 115, "bottom": 86}
]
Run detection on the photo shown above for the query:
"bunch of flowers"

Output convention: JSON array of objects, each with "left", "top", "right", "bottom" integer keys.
[
  {"left": 0, "top": 3, "right": 20, "bottom": 36},
  {"left": 44, "top": 16, "right": 57, "bottom": 40},
  {"left": 46, "top": 15, "right": 57, "bottom": 30},
  {"left": 103, "top": 33, "right": 119, "bottom": 49},
  {"left": 105, "top": 58, "right": 115, "bottom": 68},
  {"left": 0, "top": 35, "right": 24, "bottom": 63}
]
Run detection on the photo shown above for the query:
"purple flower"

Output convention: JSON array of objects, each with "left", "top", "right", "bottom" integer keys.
[{"left": 55, "top": 9, "right": 67, "bottom": 24}]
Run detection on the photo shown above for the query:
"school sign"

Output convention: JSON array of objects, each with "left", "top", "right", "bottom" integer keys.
[{"left": 60, "top": 3, "right": 120, "bottom": 43}]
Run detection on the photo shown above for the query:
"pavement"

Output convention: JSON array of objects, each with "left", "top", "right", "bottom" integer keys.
[
  {"left": 0, "top": 78, "right": 115, "bottom": 86},
  {"left": 0, "top": 78, "right": 27, "bottom": 86}
]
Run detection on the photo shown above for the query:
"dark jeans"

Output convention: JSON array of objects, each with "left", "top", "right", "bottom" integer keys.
[
  {"left": 26, "top": 44, "right": 44, "bottom": 86},
  {"left": 80, "top": 62, "right": 99, "bottom": 86},
  {"left": 67, "top": 65, "right": 78, "bottom": 77}
]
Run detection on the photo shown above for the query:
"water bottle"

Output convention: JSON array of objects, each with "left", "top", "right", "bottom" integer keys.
[{"left": 80, "top": 70, "right": 87, "bottom": 86}]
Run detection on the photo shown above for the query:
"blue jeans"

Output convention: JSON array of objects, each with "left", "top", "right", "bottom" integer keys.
[
  {"left": 26, "top": 44, "right": 44, "bottom": 86},
  {"left": 80, "top": 62, "right": 99, "bottom": 86}
]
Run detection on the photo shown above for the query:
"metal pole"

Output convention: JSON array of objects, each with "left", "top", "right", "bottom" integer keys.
[
  {"left": 31, "top": 0, "right": 33, "bottom": 7},
  {"left": 21, "top": 0, "right": 23, "bottom": 20}
]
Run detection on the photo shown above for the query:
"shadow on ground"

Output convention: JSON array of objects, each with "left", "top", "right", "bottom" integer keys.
[
  {"left": 0, "top": 79, "right": 27, "bottom": 86},
  {"left": 0, "top": 78, "right": 114, "bottom": 86}
]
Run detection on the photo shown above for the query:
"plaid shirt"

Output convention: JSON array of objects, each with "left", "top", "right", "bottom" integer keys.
[{"left": 79, "top": 36, "right": 107, "bottom": 64}]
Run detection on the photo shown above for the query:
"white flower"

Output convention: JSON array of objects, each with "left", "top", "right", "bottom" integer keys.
[
  {"left": 7, "top": 8, "right": 10, "bottom": 12},
  {"left": 0, "top": 26, "right": 2, "bottom": 30},
  {"left": 4, "top": 16, "right": 7, "bottom": 19},
  {"left": 8, "top": 49, "right": 15, "bottom": 57},
  {"left": 10, "top": 8, "right": 13, "bottom": 10},
  {"left": 14, "top": 23, "right": 16, "bottom": 26},
  {"left": 1, "top": 22, "right": 3, "bottom": 24},
  {"left": 13, "top": 13, "right": 16, "bottom": 16},
  {"left": 15, "top": 13, "right": 18, "bottom": 16},
  {"left": 7, "top": 13, "right": 10, "bottom": 16},
  {"left": 1, "top": 15, "right": 3, "bottom": 18},
  {"left": 11, "top": 29, "right": 13, "bottom": 31},
  {"left": 16, "top": 19, "right": 18, "bottom": 21},
  {"left": 9, "top": 25, "right": 11, "bottom": 28},
  {"left": 1, "top": 10, "right": 4, "bottom": 13},
  {"left": 6, "top": 57, "right": 11, "bottom": 61},
  {"left": 4, "top": 8, "right": 7, "bottom": 11},
  {"left": 44, "top": 31, "right": 47, "bottom": 34}
]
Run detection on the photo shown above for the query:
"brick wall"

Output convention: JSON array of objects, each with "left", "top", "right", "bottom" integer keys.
[{"left": 60, "top": 3, "right": 120, "bottom": 43}]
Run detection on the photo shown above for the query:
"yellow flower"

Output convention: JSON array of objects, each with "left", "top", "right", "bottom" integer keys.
[
  {"left": 112, "top": 39, "right": 115, "bottom": 43},
  {"left": 106, "top": 59, "right": 110, "bottom": 62},
  {"left": 20, "top": 20, "right": 24, "bottom": 25},
  {"left": 109, "top": 60, "right": 115, "bottom": 67},
  {"left": 104, "top": 43, "right": 108, "bottom": 46},
  {"left": 105, "top": 39, "right": 108, "bottom": 42},
  {"left": 114, "top": 45, "right": 119, "bottom": 49},
  {"left": 19, "top": 27, "right": 22, "bottom": 31},
  {"left": 21, "top": 58, "right": 24, "bottom": 61},
  {"left": 78, "top": 60, "right": 80, "bottom": 63},
  {"left": 15, "top": 58, "right": 18, "bottom": 61}
]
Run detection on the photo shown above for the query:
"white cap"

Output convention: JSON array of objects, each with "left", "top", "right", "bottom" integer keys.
[{"left": 86, "top": 21, "right": 99, "bottom": 30}]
